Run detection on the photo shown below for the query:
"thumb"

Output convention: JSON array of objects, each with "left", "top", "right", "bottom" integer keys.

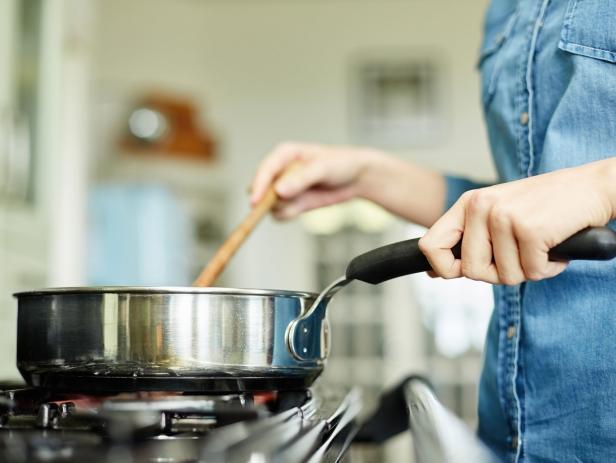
[{"left": 275, "top": 162, "right": 326, "bottom": 199}]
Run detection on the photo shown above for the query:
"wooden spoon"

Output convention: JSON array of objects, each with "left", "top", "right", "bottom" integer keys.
[{"left": 193, "top": 167, "right": 295, "bottom": 287}]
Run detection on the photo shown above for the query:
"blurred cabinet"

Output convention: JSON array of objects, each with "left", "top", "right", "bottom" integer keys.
[
  {"left": 0, "top": 0, "right": 45, "bottom": 241},
  {"left": 95, "top": 155, "right": 228, "bottom": 286},
  {"left": 0, "top": 1, "right": 17, "bottom": 106},
  {"left": 0, "top": 0, "right": 48, "bottom": 379},
  {"left": 0, "top": 0, "right": 41, "bottom": 206},
  {"left": 0, "top": 0, "right": 94, "bottom": 378},
  {"left": 0, "top": 0, "right": 47, "bottom": 248}
]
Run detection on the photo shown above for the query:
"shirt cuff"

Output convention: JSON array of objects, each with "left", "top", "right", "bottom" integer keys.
[{"left": 444, "top": 176, "right": 489, "bottom": 210}]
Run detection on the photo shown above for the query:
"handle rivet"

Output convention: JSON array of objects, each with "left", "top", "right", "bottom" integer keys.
[
  {"left": 303, "top": 327, "right": 308, "bottom": 334},
  {"left": 302, "top": 347, "right": 308, "bottom": 354}
]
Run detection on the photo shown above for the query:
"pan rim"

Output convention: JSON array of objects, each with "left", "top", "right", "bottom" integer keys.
[{"left": 13, "top": 286, "right": 318, "bottom": 298}]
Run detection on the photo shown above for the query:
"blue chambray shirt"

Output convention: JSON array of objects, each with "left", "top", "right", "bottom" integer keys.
[{"left": 445, "top": 1, "right": 616, "bottom": 461}]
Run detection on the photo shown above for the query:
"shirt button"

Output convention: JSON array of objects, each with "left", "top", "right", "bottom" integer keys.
[
  {"left": 520, "top": 112, "right": 529, "bottom": 125},
  {"left": 507, "top": 325, "right": 516, "bottom": 339}
]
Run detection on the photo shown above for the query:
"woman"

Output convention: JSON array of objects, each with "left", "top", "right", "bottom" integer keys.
[{"left": 251, "top": 1, "right": 616, "bottom": 461}]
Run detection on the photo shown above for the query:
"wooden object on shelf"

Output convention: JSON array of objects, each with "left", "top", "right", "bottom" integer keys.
[{"left": 120, "top": 92, "right": 216, "bottom": 161}]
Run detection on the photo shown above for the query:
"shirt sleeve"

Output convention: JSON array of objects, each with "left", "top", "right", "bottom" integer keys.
[{"left": 444, "top": 175, "right": 491, "bottom": 211}]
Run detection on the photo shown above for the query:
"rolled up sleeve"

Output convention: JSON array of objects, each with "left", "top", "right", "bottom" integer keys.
[{"left": 444, "top": 175, "right": 491, "bottom": 211}]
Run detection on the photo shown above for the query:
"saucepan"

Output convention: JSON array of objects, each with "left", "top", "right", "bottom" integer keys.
[{"left": 14, "top": 227, "right": 616, "bottom": 393}]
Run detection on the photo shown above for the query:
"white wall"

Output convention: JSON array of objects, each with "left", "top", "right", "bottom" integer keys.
[
  {"left": 0, "top": 0, "right": 95, "bottom": 379},
  {"left": 90, "top": 0, "right": 493, "bottom": 291}
]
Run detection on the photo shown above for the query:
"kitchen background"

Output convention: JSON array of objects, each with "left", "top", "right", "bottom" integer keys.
[{"left": 0, "top": 0, "right": 494, "bottom": 460}]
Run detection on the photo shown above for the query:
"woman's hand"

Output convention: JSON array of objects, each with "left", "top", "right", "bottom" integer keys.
[
  {"left": 418, "top": 160, "right": 616, "bottom": 285},
  {"left": 251, "top": 142, "right": 446, "bottom": 226},
  {"left": 250, "top": 143, "right": 375, "bottom": 220}
]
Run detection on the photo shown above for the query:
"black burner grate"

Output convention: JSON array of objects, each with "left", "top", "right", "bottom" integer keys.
[{"left": 0, "top": 383, "right": 357, "bottom": 463}]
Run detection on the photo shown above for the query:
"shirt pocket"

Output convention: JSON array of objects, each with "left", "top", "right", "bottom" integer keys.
[
  {"left": 559, "top": 0, "right": 616, "bottom": 63},
  {"left": 478, "top": 7, "right": 519, "bottom": 108}
]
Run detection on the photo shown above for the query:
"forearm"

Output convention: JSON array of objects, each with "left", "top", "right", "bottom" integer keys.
[
  {"left": 356, "top": 150, "right": 447, "bottom": 228},
  {"left": 592, "top": 157, "right": 616, "bottom": 220}
]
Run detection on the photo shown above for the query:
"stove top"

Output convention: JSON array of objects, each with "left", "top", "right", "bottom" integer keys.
[{"left": 0, "top": 383, "right": 361, "bottom": 462}]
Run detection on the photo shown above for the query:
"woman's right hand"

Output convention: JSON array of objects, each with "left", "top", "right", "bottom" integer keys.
[
  {"left": 250, "top": 143, "right": 379, "bottom": 220},
  {"left": 251, "top": 142, "right": 446, "bottom": 227}
]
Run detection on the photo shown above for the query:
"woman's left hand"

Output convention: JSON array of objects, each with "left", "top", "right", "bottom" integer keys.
[{"left": 418, "top": 159, "right": 616, "bottom": 285}]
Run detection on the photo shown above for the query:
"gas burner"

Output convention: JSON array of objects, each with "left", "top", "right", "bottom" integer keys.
[
  {"left": 21, "top": 367, "right": 320, "bottom": 394},
  {"left": 0, "top": 383, "right": 359, "bottom": 462}
]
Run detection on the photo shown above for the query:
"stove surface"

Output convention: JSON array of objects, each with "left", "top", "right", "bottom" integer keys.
[{"left": 0, "top": 382, "right": 360, "bottom": 463}]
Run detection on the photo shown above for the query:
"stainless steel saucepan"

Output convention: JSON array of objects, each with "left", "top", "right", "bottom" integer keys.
[{"left": 14, "top": 227, "right": 616, "bottom": 393}]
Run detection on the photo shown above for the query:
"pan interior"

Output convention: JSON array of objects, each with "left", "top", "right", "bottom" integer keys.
[{"left": 13, "top": 286, "right": 318, "bottom": 299}]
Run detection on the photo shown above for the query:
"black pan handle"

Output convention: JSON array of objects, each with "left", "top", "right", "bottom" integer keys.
[
  {"left": 346, "top": 226, "right": 616, "bottom": 285},
  {"left": 548, "top": 226, "right": 616, "bottom": 261}
]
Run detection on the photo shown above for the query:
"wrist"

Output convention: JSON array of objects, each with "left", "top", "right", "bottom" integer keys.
[
  {"left": 354, "top": 148, "right": 395, "bottom": 201},
  {"left": 593, "top": 158, "right": 616, "bottom": 220}
]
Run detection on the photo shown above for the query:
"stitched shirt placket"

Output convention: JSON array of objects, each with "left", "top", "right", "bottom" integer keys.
[
  {"left": 502, "top": 285, "right": 523, "bottom": 462},
  {"left": 509, "top": 1, "right": 551, "bottom": 462}
]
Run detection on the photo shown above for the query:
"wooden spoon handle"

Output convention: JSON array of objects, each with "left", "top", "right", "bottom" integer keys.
[{"left": 193, "top": 186, "right": 278, "bottom": 287}]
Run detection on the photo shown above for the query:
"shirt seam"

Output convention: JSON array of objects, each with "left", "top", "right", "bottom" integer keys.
[
  {"left": 560, "top": 0, "right": 579, "bottom": 44},
  {"left": 525, "top": 0, "right": 551, "bottom": 177},
  {"left": 558, "top": 41, "right": 616, "bottom": 63},
  {"left": 517, "top": 4, "right": 551, "bottom": 461}
]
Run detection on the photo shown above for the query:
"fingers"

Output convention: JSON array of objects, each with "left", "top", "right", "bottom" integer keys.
[
  {"left": 418, "top": 194, "right": 467, "bottom": 279},
  {"left": 516, "top": 227, "right": 568, "bottom": 281},
  {"left": 421, "top": 189, "right": 557, "bottom": 285},
  {"left": 420, "top": 173, "right": 580, "bottom": 284},
  {"left": 489, "top": 208, "right": 525, "bottom": 285},
  {"left": 461, "top": 191, "right": 499, "bottom": 284},
  {"left": 252, "top": 143, "right": 361, "bottom": 215},
  {"left": 274, "top": 160, "right": 328, "bottom": 200},
  {"left": 272, "top": 186, "right": 356, "bottom": 220},
  {"left": 250, "top": 143, "right": 305, "bottom": 205}
]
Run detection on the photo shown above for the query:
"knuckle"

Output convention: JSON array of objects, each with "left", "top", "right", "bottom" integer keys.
[
  {"left": 459, "top": 190, "right": 474, "bottom": 202},
  {"left": 515, "top": 219, "right": 539, "bottom": 240},
  {"left": 418, "top": 237, "right": 434, "bottom": 256},
  {"left": 417, "top": 237, "right": 429, "bottom": 253},
  {"left": 309, "top": 161, "right": 326, "bottom": 176},
  {"left": 467, "top": 190, "right": 494, "bottom": 214},
  {"left": 499, "top": 272, "right": 522, "bottom": 286},
  {"left": 276, "top": 142, "right": 302, "bottom": 157},
  {"left": 490, "top": 205, "right": 513, "bottom": 230},
  {"left": 301, "top": 165, "right": 325, "bottom": 187}
]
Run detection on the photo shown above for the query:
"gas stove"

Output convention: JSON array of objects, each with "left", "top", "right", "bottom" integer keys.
[
  {"left": 0, "top": 376, "right": 503, "bottom": 462},
  {"left": 0, "top": 383, "right": 361, "bottom": 463}
]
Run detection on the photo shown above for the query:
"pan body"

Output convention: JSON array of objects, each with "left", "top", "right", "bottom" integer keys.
[{"left": 14, "top": 287, "right": 325, "bottom": 392}]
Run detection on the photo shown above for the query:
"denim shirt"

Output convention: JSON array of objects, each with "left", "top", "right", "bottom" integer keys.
[{"left": 445, "top": 1, "right": 616, "bottom": 461}]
